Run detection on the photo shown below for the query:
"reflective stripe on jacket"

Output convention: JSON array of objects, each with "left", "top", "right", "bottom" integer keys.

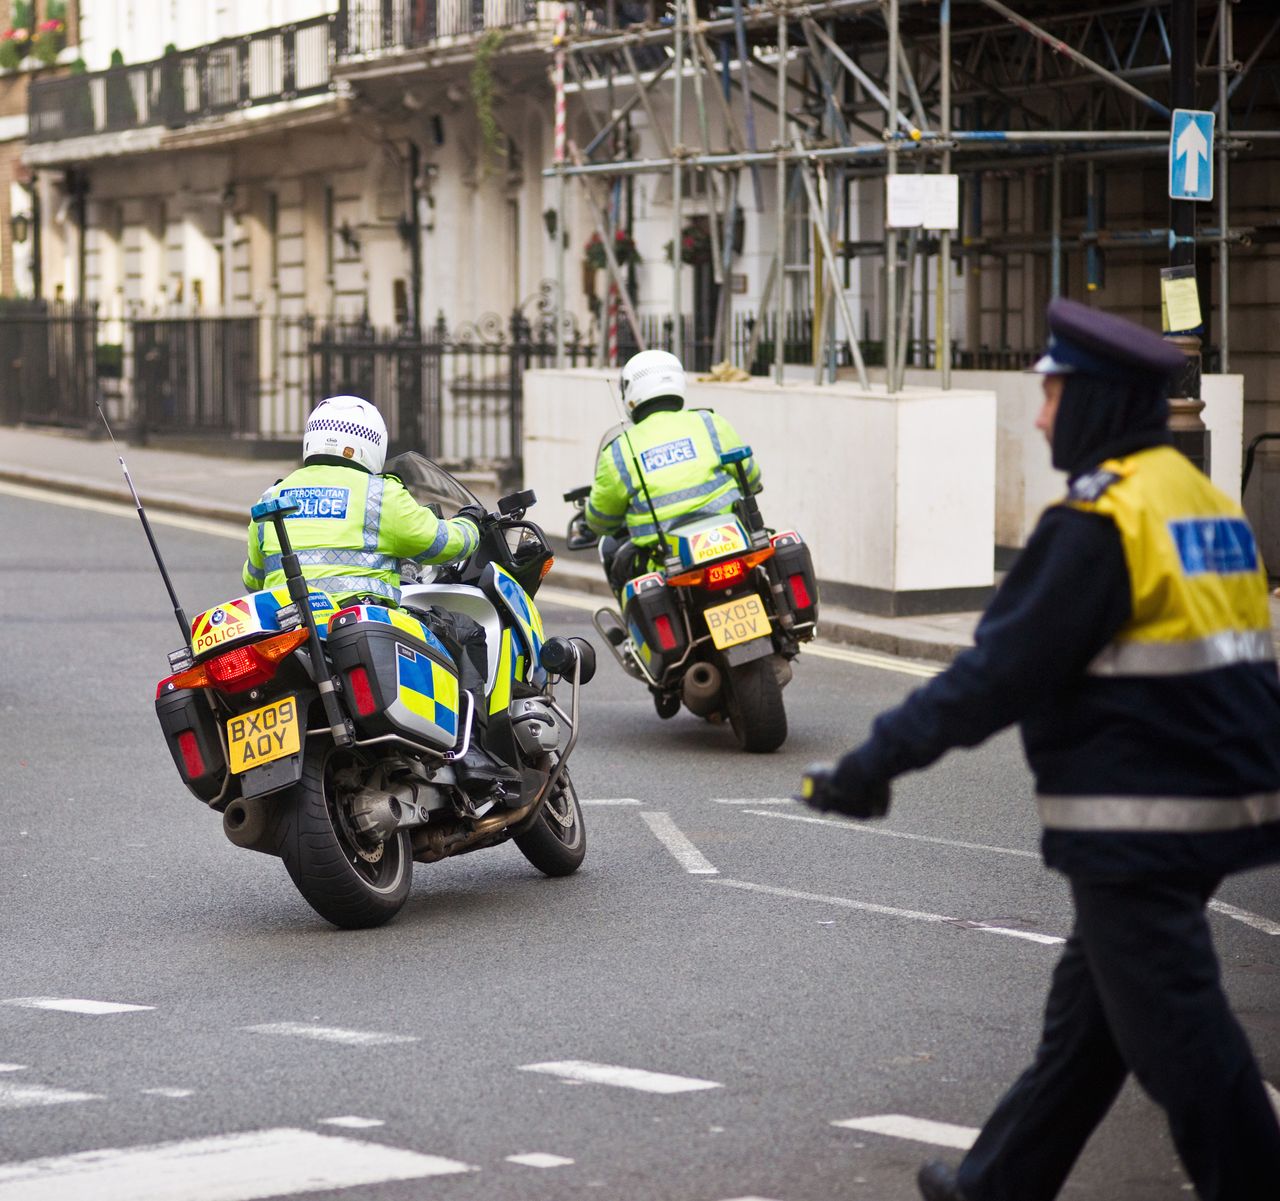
[
  {"left": 585, "top": 407, "right": 761, "bottom": 545},
  {"left": 241, "top": 462, "right": 479, "bottom": 606}
]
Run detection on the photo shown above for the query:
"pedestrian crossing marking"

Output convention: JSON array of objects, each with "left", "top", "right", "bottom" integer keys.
[
  {"left": 520, "top": 1060, "right": 722, "bottom": 1094},
  {"left": 505, "top": 1152, "right": 575, "bottom": 1167},
  {"left": 0, "top": 1128, "right": 475, "bottom": 1201},
  {"left": 833, "top": 1114, "right": 979, "bottom": 1149}
]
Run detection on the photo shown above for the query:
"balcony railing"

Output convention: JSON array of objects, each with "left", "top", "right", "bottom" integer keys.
[
  {"left": 336, "top": 0, "right": 548, "bottom": 59},
  {"left": 28, "top": 16, "right": 334, "bottom": 144}
]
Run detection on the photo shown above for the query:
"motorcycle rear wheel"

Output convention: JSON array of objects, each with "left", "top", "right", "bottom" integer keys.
[
  {"left": 725, "top": 655, "right": 788, "bottom": 753},
  {"left": 513, "top": 767, "right": 586, "bottom": 876},
  {"left": 278, "top": 740, "right": 412, "bottom": 929}
]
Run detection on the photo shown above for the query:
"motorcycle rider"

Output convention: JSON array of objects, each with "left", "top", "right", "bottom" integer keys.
[
  {"left": 580, "top": 349, "right": 761, "bottom": 590},
  {"left": 243, "top": 394, "right": 518, "bottom": 804}
]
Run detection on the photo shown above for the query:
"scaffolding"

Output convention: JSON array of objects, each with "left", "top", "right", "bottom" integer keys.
[{"left": 545, "top": 0, "right": 1280, "bottom": 389}]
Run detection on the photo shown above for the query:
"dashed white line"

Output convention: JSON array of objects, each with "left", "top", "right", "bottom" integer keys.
[
  {"left": 520, "top": 1060, "right": 722, "bottom": 1094},
  {"left": 0, "top": 1128, "right": 475, "bottom": 1201},
  {"left": 1, "top": 997, "right": 154, "bottom": 1015},
  {"left": 711, "top": 879, "right": 1064, "bottom": 946},
  {"left": 319, "top": 1116, "right": 385, "bottom": 1129},
  {"left": 141, "top": 1088, "right": 194, "bottom": 1099},
  {"left": 742, "top": 808, "right": 1039, "bottom": 859},
  {"left": 639, "top": 811, "right": 718, "bottom": 875},
  {"left": 0, "top": 1064, "right": 25, "bottom": 1073},
  {"left": 244, "top": 1022, "right": 418, "bottom": 1046},
  {"left": 580, "top": 797, "right": 643, "bottom": 805},
  {"left": 505, "top": 1152, "right": 575, "bottom": 1168},
  {"left": 0, "top": 1080, "right": 102, "bottom": 1109},
  {"left": 1208, "top": 899, "right": 1280, "bottom": 936},
  {"left": 0, "top": 481, "right": 242, "bottom": 539},
  {"left": 713, "top": 797, "right": 792, "bottom": 805},
  {"left": 804, "top": 642, "right": 944, "bottom": 678},
  {"left": 833, "top": 1114, "right": 979, "bottom": 1149}
]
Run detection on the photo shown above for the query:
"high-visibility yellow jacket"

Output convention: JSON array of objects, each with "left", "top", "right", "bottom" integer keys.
[
  {"left": 585, "top": 407, "right": 760, "bottom": 546},
  {"left": 242, "top": 462, "right": 479, "bottom": 606}
]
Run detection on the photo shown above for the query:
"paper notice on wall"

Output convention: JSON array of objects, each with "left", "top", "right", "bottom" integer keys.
[
  {"left": 886, "top": 175, "right": 959, "bottom": 231},
  {"left": 1160, "top": 266, "right": 1202, "bottom": 333}
]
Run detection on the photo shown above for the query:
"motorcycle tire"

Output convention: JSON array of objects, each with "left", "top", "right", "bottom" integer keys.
[
  {"left": 725, "top": 655, "right": 788, "bottom": 753},
  {"left": 277, "top": 740, "right": 412, "bottom": 929},
  {"left": 513, "top": 767, "right": 586, "bottom": 877}
]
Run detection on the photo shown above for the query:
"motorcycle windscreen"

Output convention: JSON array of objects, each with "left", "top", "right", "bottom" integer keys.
[{"left": 386, "top": 451, "right": 481, "bottom": 511}]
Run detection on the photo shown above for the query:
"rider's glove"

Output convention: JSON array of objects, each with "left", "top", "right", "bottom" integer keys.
[
  {"left": 798, "top": 756, "right": 891, "bottom": 820},
  {"left": 455, "top": 504, "right": 489, "bottom": 527}
]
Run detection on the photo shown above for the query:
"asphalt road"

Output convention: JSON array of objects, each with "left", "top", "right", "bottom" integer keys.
[{"left": 2, "top": 483, "right": 1278, "bottom": 1201}]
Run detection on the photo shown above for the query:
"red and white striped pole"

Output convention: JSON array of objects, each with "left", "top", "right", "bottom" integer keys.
[{"left": 553, "top": 3, "right": 567, "bottom": 367}]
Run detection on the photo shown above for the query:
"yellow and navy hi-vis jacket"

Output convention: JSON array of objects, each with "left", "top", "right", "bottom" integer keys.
[
  {"left": 242, "top": 462, "right": 479, "bottom": 607},
  {"left": 585, "top": 407, "right": 760, "bottom": 546},
  {"left": 849, "top": 443, "right": 1280, "bottom": 880}
]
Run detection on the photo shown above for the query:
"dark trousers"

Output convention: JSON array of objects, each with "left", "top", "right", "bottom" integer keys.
[{"left": 956, "top": 874, "right": 1280, "bottom": 1201}]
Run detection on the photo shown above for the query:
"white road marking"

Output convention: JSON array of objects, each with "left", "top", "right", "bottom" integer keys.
[
  {"left": 713, "top": 797, "right": 792, "bottom": 805},
  {"left": 1209, "top": 899, "right": 1280, "bottom": 936},
  {"left": 0, "top": 481, "right": 242, "bottom": 539},
  {"left": 718, "top": 1197, "right": 785, "bottom": 1201},
  {"left": 743, "top": 813, "right": 1280, "bottom": 937},
  {"left": 319, "top": 1116, "right": 385, "bottom": 1129},
  {"left": 1, "top": 997, "right": 154, "bottom": 1015},
  {"left": 520, "top": 1060, "right": 722, "bottom": 1094},
  {"left": 0, "top": 1064, "right": 25, "bottom": 1073},
  {"left": 140, "top": 1088, "right": 194, "bottom": 1099},
  {"left": 0, "top": 1127, "right": 474, "bottom": 1201},
  {"left": 712, "top": 879, "right": 1064, "bottom": 946},
  {"left": 1267, "top": 1081, "right": 1280, "bottom": 1122},
  {"left": 639, "top": 811, "right": 718, "bottom": 875},
  {"left": 505, "top": 1152, "right": 575, "bottom": 1168},
  {"left": 0, "top": 1080, "right": 101, "bottom": 1109},
  {"left": 244, "top": 1022, "right": 418, "bottom": 1046},
  {"left": 833, "top": 1114, "right": 979, "bottom": 1150},
  {"left": 742, "top": 808, "right": 1039, "bottom": 859},
  {"left": 580, "top": 797, "right": 643, "bottom": 805},
  {"left": 804, "top": 641, "right": 944, "bottom": 678}
]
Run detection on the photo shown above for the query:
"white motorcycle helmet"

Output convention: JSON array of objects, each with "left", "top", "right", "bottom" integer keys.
[
  {"left": 619, "top": 349, "right": 686, "bottom": 418},
  {"left": 302, "top": 395, "right": 388, "bottom": 473}
]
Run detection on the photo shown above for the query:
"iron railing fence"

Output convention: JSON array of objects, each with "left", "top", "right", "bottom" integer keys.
[
  {"left": 336, "top": 0, "right": 547, "bottom": 57},
  {"left": 0, "top": 300, "right": 98, "bottom": 427},
  {"left": 133, "top": 318, "right": 261, "bottom": 439},
  {"left": 28, "top": 16, "right": 333, "bottom": 143}
]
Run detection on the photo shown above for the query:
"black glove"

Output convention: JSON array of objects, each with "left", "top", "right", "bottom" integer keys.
[
  {"left": 454, "top": 504, "right": 489, "bottom": 527},
  {"left": 798, "top": 756, "right": 891, "bottom": 820}
]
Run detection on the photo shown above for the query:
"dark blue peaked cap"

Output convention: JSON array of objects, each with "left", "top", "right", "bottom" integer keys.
[{"left": 1033, "top": 298, "right": 1185, "bottom": 383}]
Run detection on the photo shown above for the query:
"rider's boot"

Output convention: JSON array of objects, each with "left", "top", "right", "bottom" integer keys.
[{"left": 454, "top": 742, "right": 523, "bottom": 809}]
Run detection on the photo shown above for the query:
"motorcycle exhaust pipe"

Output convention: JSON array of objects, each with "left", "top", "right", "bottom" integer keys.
[
  {"left": 223, "top": 797, "right": 273, "bottom": 855},
  {"left": 682, "top": 661, "right": 722, "bottom": 716}
]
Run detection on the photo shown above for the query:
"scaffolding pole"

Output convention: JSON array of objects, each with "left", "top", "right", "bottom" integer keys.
[
  {"left": 1218, "top": 0, "right": 1230, "bottom": 372},
  {"left": 938, "top": 0, "right": 952, "bottom": 387},
  {"left": 774, "top": 8, "right": 789, "bottom": 386},
  {"left": 672, "top": 0, "right": 686, "bottom": 360},
  {"left": 886, "top": 0, "right": 900, "bottom": 392},
  {"left": 554, "top": 3, "right": 567, "bottom": 369}
]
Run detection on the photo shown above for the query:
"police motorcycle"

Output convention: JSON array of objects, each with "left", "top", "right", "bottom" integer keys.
[
  {"left": 153, "top": 453, "right": 594, "bottom": 929},
  {"left": 565, "top": 448, "right": 818, "bottom": 753}
]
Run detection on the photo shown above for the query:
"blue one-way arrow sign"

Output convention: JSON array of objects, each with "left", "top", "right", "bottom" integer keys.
[{"left": 1169, "top": 109, "right": 1214, "bottom": 202}]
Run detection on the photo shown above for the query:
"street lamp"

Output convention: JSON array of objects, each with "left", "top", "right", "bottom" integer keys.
[{"left": 10, "top": 211, "right": 30, "bottom": 244}]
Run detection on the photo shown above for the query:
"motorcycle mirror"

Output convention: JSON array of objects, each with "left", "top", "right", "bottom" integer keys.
[
  {"left": 565, "top": 517, "right": 599, "bottom": 552},
  {"left": 499, "top": 488, "right": 537, "bottom": 515},
  {"left": 564, "top": 485, "right": 591, "bottom": 504}
]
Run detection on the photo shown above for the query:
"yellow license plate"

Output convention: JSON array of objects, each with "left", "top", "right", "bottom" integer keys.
[
  {"left": 704, "top": 594, "right": 773, "bottom": 650},
  {"left": 226, "top": 696, "right": 301, "bottom": 774}
]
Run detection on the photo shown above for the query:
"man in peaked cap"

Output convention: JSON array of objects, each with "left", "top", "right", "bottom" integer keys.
[{"left": 801, "top": 297, "right": 1280, "bottom": 1200}]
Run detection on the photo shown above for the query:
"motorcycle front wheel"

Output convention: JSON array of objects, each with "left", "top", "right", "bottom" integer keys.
[
  {"left": 278, "top": 740, "right": 412, "bottom": 929},
  {"left": 725, "top": 655, "right": 788, "bottom": 753},
  {"left": 513, "top": 767, "right": 586, "bottom": 877}
]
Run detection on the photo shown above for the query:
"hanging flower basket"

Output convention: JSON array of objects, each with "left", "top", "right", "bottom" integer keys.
[
  {"left": 0, "top": 27, "right": 31, "bottom": 70},
  {"left": 585, "top": 229, "right": 641, "bottom": 271},
  {"left": 664, "top": 222, "right": 713, "bottom": 267},
  {"left": 31, "top": 18, "right": 65, "bottom": 66}
]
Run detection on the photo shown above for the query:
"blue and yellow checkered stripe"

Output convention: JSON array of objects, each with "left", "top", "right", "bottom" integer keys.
[{"left": 396, "top": 645, "right": 459, "bottom": 739}]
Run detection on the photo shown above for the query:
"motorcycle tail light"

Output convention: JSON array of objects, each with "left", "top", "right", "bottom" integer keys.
[
  {"left": 157, "top": 628, "right": 309, "bottom": 696},
  {"left": 348, "top": 666, "right": 378, "bottom": 717},
  {"left": 176, "top": 730, "right": 206, "bottom": 778},
  {"left": 789, "top": 572, "right": 812, "bottom": 610},
  {"left": 667, "top": 546, "right": 775, "bottom": 589},
  {"left": 653, "top": 614, "right": 678, "bottom": 651}
]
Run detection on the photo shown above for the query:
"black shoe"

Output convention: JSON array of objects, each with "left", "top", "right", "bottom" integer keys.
[
  {"left": 455, "top": 745, "right": 522, "bottom": 799},
  {"left": 917, "top": 1161, "right": 966, "bottom": 1201}
]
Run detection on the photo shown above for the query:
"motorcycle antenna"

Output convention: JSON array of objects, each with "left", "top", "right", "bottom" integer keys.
[
  {"left": 95, "top": 400, "right": 191, "bottom": 641},
  {"left": 606, "top": 378, "right": 665, "bottom": 547}
]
